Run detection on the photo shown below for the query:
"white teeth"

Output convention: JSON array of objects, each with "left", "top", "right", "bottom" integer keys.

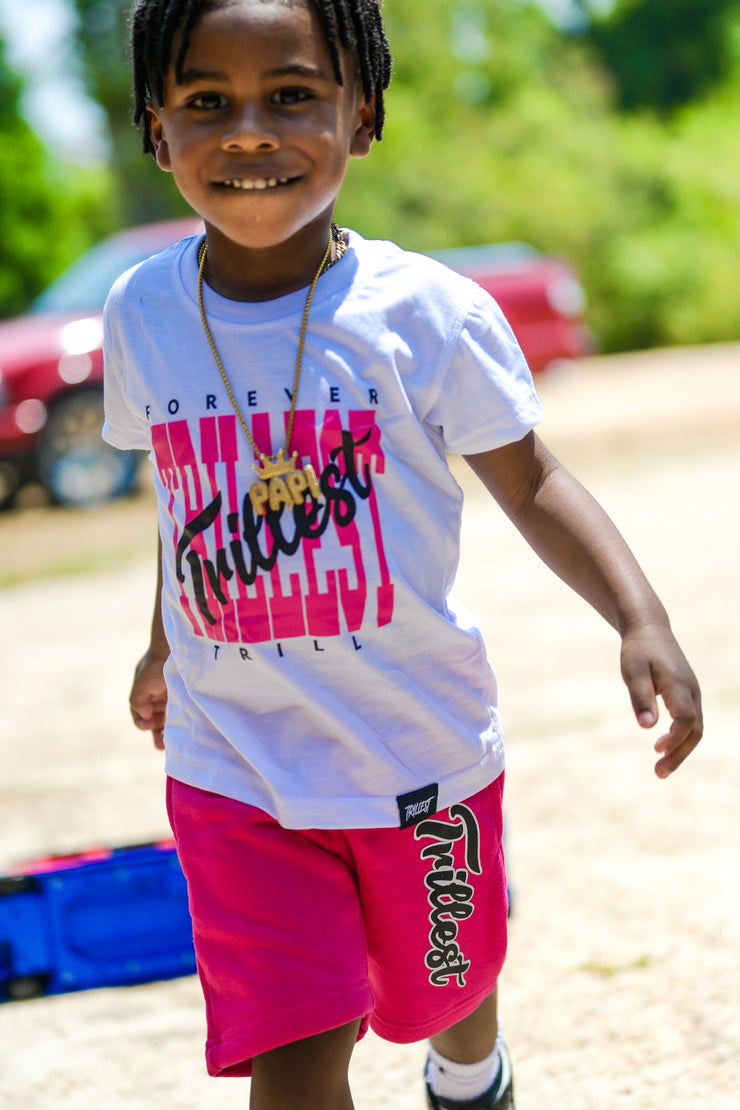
[{"left": 222, "top": 177, "right": 290, "bottom": 190}]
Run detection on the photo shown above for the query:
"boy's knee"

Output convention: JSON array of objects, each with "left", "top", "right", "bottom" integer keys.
[
  {"left": 429, "top": 989, "right": 499, "bottom": 1064},
  {"left": 249, "top": 1019, "right": 361, "bottom": 1110}
]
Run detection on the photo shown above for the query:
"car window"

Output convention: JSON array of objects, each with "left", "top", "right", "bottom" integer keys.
[
  {"left": 30, "top": 239, "right": 159, "bottom": 315},
  {"left": 427, "top": 242, "right": 539, "bottom": 274}
]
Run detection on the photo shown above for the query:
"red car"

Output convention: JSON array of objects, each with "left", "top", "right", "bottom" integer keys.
[
  {"left": 429, "top": 242, "right": 589, "bottom": 374},
  {"left": 0, "top": 221, "right": 588, "bottom": 508},
  {"left": 0, "top": 218, "right": 202, "bottom": 509}
]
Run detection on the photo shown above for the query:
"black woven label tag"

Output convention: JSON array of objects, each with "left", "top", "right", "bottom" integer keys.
[{"left": 396, "top": 783, "right": 439, "bottom": 829}]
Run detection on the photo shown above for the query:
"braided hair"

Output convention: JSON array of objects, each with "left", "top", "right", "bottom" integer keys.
[{"left": 131, "top": 0, "right": 392, "bottom": 154}]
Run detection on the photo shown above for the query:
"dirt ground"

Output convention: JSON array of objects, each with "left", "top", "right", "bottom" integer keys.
[{"left": 1, "top": 343, "right": 738, "bottom": 1109}]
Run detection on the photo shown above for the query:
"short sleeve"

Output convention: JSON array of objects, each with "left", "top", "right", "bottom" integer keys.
[
  {"left": 101, "top": 282, "right": 151, "bottom": 453},
  {"left": 425, "top": 285, "right": 543, "bottom": 456}
]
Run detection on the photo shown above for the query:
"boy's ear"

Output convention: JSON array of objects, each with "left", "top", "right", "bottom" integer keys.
[
  {"left": 350, "top": 96, "right": 376, "bottom": 159},
  {"left": 146, "top": 104, "right": 173, "bottom": 171}
]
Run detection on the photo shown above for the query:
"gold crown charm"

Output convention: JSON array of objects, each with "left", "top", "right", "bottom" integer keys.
[
  {"left": 248, "top": 457, "right": 323, "bottom": 516},
  {"left": 252, "top": 448, "right": 298, "bottom": 481}
]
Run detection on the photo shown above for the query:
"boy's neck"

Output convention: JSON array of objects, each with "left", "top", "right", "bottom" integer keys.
[{"left": 200, "top": 221, "right": 339, "bottom": 302}]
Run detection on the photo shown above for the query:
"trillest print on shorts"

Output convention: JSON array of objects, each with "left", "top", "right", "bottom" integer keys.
[{"left": 414, "top": 803, "right": 482, "bottom": 987}]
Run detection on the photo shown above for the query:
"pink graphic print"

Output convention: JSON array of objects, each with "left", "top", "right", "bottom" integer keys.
[{"left": 152, "top": 409, "right": 394, "bottom": 643}]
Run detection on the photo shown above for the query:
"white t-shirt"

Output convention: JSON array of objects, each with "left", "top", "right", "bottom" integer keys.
[{"left": 103, "top": 231, "right": 543, "bottom": 829}]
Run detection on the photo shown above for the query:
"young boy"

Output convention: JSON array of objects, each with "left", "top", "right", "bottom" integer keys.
[{"left": 103, "top": 1, "right": 702, "bottom": 1107}]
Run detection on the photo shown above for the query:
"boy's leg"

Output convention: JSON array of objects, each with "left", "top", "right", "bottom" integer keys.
[
  {"left": 250, "top": 1019, "right": 362, "bottom": 1110},
  {"left": 429, "top": 987, "right": 498, "bottom": 1062},
  {"left": 426, "top": 989, "right": 514, "bottom": 1110}
]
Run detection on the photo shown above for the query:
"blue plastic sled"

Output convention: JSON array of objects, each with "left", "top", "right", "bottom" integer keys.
[{"left": 0, "top": 840, "right": 196, "bottom": 1003}]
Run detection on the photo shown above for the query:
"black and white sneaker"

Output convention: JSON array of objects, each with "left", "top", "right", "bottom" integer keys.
[{"left": 424, "top": 1041, "right": 514, "bottom": 1110}]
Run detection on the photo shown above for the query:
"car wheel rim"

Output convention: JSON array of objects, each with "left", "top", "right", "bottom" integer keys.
[{"left": 37, "top": 390, "right": 139, "bottom": 507}]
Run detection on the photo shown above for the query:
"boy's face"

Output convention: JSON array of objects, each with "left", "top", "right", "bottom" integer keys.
[{"left": 147, "top": 0, "right": 375, "bottom": 277}]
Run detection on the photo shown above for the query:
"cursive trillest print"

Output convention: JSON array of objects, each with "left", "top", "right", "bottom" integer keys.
[
  {"left": 414, "top": 804, "right": 482, "bottom": 987},
  {"left": 151, "top": 409, "right": 395, "bottom": 643}
]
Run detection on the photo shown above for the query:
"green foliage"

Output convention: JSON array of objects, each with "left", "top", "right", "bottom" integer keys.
[
  {"left": 598, "top": 89, "right": 740, "bottom": 349},
  {"left": 339, "top": 0, "right": 611, "bottom": 248},
  {"left": 6, "top": 0, "right": 740, "bottom": 353},
  {"left": 70, "top": 0, "right": 195, "bottom": 223},
  {"left": 337, "top": 0, "right": 740, "bottom": 352},
  {"left": 581, "top": 0, "right": 740, "bottom": 112},
  {"left": 0, "top": 41, "right": 116, "bottom": 317}
]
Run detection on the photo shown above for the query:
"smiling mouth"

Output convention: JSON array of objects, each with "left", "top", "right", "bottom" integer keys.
[{"left": 220, "top": 176, "right": 293, "bottom": 191}]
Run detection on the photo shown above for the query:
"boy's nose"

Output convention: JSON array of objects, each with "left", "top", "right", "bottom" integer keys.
[{"left": 221, "top": 105, "right": 279, "bottom": 151}]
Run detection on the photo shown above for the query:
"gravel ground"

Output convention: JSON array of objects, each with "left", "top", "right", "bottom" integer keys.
[{"left": 1, "top": 343, "right": 738, "bottom": 1109}]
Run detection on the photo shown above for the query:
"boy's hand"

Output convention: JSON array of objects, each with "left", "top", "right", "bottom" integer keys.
[
  {"left": 620, "top": 623, "right": 703, "bottom": 778},
  {"left": 130, "top": 649, "right": 169, "bottom": 750}
]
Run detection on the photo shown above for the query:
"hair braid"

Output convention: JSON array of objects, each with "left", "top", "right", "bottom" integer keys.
[{"left": 130, "top": 0, "right": 391, "bottom": 154}]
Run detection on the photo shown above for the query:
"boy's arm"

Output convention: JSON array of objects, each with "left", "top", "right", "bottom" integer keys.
[
  {"left": 464, "top": 431, "right": 703, "bottom": 778},
  {"left": 130, "top": 535, "right": 169, "bottom": 750}
]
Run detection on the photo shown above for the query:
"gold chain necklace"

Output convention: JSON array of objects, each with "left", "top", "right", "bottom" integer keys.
[{"left": 197, "top": 230, "right": 343, "bottom": 517}]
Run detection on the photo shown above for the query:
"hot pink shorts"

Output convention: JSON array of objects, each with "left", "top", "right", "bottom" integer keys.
[{"left": 166, "top": 774, "right": 508, "bottom": 1077}]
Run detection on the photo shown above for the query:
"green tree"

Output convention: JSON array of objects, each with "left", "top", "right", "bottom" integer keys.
[
  {"left": 0, "top": 38, "right": 114, "bottom": 316},
  {"left": 579, "top": 0, "right": 740, "bottom": 111},
  {"left": 69, "top": 0, "right": 190, "bottom": 222},
  {"left": 338, "top": 0, "right": 603, "bottom": 248}
]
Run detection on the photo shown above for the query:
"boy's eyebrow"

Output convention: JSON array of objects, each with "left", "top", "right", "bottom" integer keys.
[
  {"left": 269, "top": 63, "right": 330, "bottom": 80},
  {"left": 177, "top": 63, "right": 329, "bottom": 85}
]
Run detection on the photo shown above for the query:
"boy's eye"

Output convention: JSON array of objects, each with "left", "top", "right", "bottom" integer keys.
[
  {"left": 190, "top": 92, "right": 227, "bottom": 110},
  {"left": 272, "top": 87, "right": 312, "bottom": 106}
]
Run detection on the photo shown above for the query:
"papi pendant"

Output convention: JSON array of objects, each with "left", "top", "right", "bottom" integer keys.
[{"left": 248, "top": 447, "right": 322, "bottom": 516}]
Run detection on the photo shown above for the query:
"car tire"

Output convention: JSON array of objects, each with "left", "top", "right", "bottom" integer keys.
[
  {"left": 35, "top": 388, "right": 140, "bottom": 507},
  {"left": 0, "top": 460, "right": 22, "bottom": 511},
  {"left": 3, "top": 974, "right": 52, "bottom": 1002}
]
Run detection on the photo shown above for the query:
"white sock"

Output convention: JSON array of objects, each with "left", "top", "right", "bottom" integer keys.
[{"left": 426, "top": 1029, "right": 505, "bottom": 1103}]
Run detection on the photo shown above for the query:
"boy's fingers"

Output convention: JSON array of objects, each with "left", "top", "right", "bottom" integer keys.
[
  {"left": 650, "top": 673, "right": 703, "bottom": 776},
  {"left": 132, "top": 708, "right": 167, "bottom": 749},
  {"left": 621, "top": 656, "right": 659, "bottom": 728},
  {"left": 622, "top": 645, "right": 703, "bottom": 777},
  {"left": 656, "top": 728, "right": 705, "bottom": 781},
  {"left": 130, "top": 690, "right": 168, "bottom": 748},
  {"left": 131, "top": 703, "right": 165, "bottom": 728},
  {"left": 130, "top": 653, "right": 168, "bottom": 746}
]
